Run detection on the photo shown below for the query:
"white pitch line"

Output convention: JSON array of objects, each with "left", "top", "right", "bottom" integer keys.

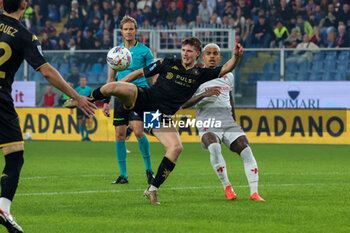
[
  {"left": 16, "top": 183, "right": 339, "bottom": 197},
  {"left": 20, "top": 171, "right": 350, "bottom": 181}
]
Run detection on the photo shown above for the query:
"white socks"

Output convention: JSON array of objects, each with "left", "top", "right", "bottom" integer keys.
[
  {"left": 0, "top": 197, "right": 11, "bottom": 213},
  {"left": 208, "top": 143, "right": 231, "bottom": 188},
  {"left": 240, "top": 146, "right": 259, "bottom": 195}
]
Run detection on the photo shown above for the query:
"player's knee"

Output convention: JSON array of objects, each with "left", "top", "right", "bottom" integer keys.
[
  {"left": 202, "top": 132, "right": 219, "bottom": 147},
  {"left": 170, "top": 144, "right": 183, "bottom": 155},
  {"left": 230, "top": 136, "right": 249, "bottom": 154},
  {"left": 133, "top": 128, "right": 144, "bottom": 139},
  {"left": 103, "top": 82, "right": 119, "bottom": 95},
  {"left": 115, "top": 131, "right": 126, "bottom": 141}
]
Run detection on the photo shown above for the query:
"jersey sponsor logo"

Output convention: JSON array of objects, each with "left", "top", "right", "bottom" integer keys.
[
  {"left": 143, "top": 110, "right": 161, "bottom": 129},
  {"left": 174, "top": 74, "right": 196, "bottom": 87},
  {"left": 172, "top": 65, "right": 179, "bottom": 70},
  {"left": 204, "top": 86, "right": 232, "bottom": 92},
  {"left": 0, "top": 23, "right": 18, "bottom": 37},
  {"left": 37, "top": 45, "right": 44, "bottom": 56}
]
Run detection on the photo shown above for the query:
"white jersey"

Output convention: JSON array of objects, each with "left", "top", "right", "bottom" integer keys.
[{"left": 194, "top": 72, "right": 237, "bottom": 129}]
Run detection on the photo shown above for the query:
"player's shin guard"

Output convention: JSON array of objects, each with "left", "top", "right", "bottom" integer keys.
[
  {"left": 208, "top": 143, "right": 230, "bottom": 188},
  {"left": 240, "top": 146, "right": 259, "bottom": 195},
  {"left": 1, "top": 151, "right": 24, "bottom": 202},
  {"left": 116, "top": 141, "right": 127, "bottom": 178},
  {"left": 151, "top": 157, "right": 175, "bottom": 188},
  {"left": 137, "top": 135, "right": 152, "bottom": 171}
]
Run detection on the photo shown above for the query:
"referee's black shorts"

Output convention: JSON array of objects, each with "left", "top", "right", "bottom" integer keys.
[
  {"left": 113, "top": 98, "right": 142, "bottom": 126},
  {"left": 0, "top": 99, "right": 23, "bottom": 148}
]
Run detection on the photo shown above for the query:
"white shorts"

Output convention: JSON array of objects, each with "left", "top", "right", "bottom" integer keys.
[{"left": 198, "top": 126, "right": 246, "bottom": 150}]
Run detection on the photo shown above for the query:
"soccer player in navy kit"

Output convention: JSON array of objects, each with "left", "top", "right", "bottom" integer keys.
[
  {"left": 102, "top": 16, "right": 155, "bottom": 184},
  {"left": 66, "top": 37, "right": 244, "bottom": 205},
  {"left": 0, "top": 1, "right": 96, "bottom": 231}
]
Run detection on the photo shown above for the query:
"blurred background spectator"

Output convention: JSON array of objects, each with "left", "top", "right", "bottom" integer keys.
[
  {"left": 39, "top": 85, "right": 58, "bottom": 107},
  {"left": 16, "top": 0, "right": 346, "bottom": 50}
]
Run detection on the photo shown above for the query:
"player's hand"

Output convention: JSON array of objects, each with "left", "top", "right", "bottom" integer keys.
[
  {"left": 203, "top": 86, "right": 221, "bottom": 97},
  {"left": 75, "top": 96, "right": 97, "bottom": 115},
  {"left": 234, "top": 39, "right": 244, "bottom": 57},
  {"left": 103, "top": 102, "right": 111, "bottom": 117}
]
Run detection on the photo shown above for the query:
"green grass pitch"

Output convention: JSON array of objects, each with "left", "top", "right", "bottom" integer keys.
[{"left": 2, "top": 141, "right": 349, "bottom": 233}]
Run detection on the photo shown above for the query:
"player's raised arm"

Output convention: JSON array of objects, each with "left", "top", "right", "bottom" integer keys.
[
  {"left": 219, "top": 40, "right": 244, "bottom": 77},
  {"left": 40, "top": 64, "right": 97, "bottom": 115},
  {"left": 121, "top": 58, "right": 166, "bottom": 83},
  {"left": 182, "top": 86, "right": 221, "bottom": 109},
  {"left": 120, "top": 68, "right": 144, "bottom": 82}
]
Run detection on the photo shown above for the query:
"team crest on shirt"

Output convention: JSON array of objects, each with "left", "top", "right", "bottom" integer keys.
[
  {"left": 166, "top": 72, "right": 173, "bottom": 80},
  {"left": 193, "top": 69, "right": 199, "bottom": 75},
  {"left": 37, "top": 45, "right": 44, "bottom": 56}
]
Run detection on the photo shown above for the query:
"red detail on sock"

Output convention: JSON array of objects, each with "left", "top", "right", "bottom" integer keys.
[
  {"left": 251, "top": 168, "right": 258, "bottom": 174},
  {"left": 217, "top": 166, "right": 225, "bottom": 172}
]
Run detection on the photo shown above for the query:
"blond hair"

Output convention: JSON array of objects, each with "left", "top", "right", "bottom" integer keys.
[
  {"left": 120, "top": 16, "right": 137, "bottom": 29},
  {"left": 203, "top": 43, "right": 221, "bottom": 52}
]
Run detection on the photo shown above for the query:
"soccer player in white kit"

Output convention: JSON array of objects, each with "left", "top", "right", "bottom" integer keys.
[{"left": 183, "top": 43, "right": 264, "bottom": 201}]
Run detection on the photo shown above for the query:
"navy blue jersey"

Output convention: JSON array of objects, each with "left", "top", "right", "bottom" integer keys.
[
  {"left": 0, "top": 14, "right": 47, "bottom": 102},
  {"left": 143, "top": 58, "right": 222, "bottom": 115}
]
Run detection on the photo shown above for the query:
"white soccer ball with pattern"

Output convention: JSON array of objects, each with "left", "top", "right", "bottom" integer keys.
[{"left": 106, "top": 46, "right": 132, "bottom": 71}]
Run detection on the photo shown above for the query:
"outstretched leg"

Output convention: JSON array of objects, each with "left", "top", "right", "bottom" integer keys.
[{"left": 65, "top": 82, "right": 137, "bottom": 109}]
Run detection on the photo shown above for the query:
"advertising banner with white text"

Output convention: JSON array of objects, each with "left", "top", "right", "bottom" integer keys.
[{"left": 257, "top": 81, "right": 350, "bottom": 109}]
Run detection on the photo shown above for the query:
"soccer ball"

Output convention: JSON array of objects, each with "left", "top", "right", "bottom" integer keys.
[
  {"left": 24, "top": 132, "right": 32, "bottom": 141},
  {"left": 106, "top": 46, "right": 132, "bottom": 71}
]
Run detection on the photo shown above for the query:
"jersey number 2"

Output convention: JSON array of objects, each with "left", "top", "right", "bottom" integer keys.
[{"left": 0, "top": 42, "right": 12, "bottom": 79}]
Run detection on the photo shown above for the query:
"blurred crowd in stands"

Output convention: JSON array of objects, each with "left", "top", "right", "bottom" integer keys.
[{"left": 7, "top": 0, "right": 350, "bottom": 49}]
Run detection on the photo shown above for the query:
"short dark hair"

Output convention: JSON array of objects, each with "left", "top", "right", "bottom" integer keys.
[
  {"left": 182, "top": 36, "right": 202, "bottom": 53},
  {"left": 3, "top": 0, "right": 24, "bottom": 13}
]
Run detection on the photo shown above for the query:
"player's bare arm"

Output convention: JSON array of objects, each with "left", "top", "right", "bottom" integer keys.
[
  {"left": 119, "top": 68, "right": 144, "bottom": 82},
  {"left": 219, "top": 40, "right": 244, "bottom": 77},
  {"left": 40, "top": 64, "right": 96, "bottom": 115},
  {"left": 182, "top": 86, "right": 221, "bottom": 109}
]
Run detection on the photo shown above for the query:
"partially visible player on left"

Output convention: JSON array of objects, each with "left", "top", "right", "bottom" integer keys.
[{"left": 0, "top": 1, "right": 96, "bottom": 232}]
